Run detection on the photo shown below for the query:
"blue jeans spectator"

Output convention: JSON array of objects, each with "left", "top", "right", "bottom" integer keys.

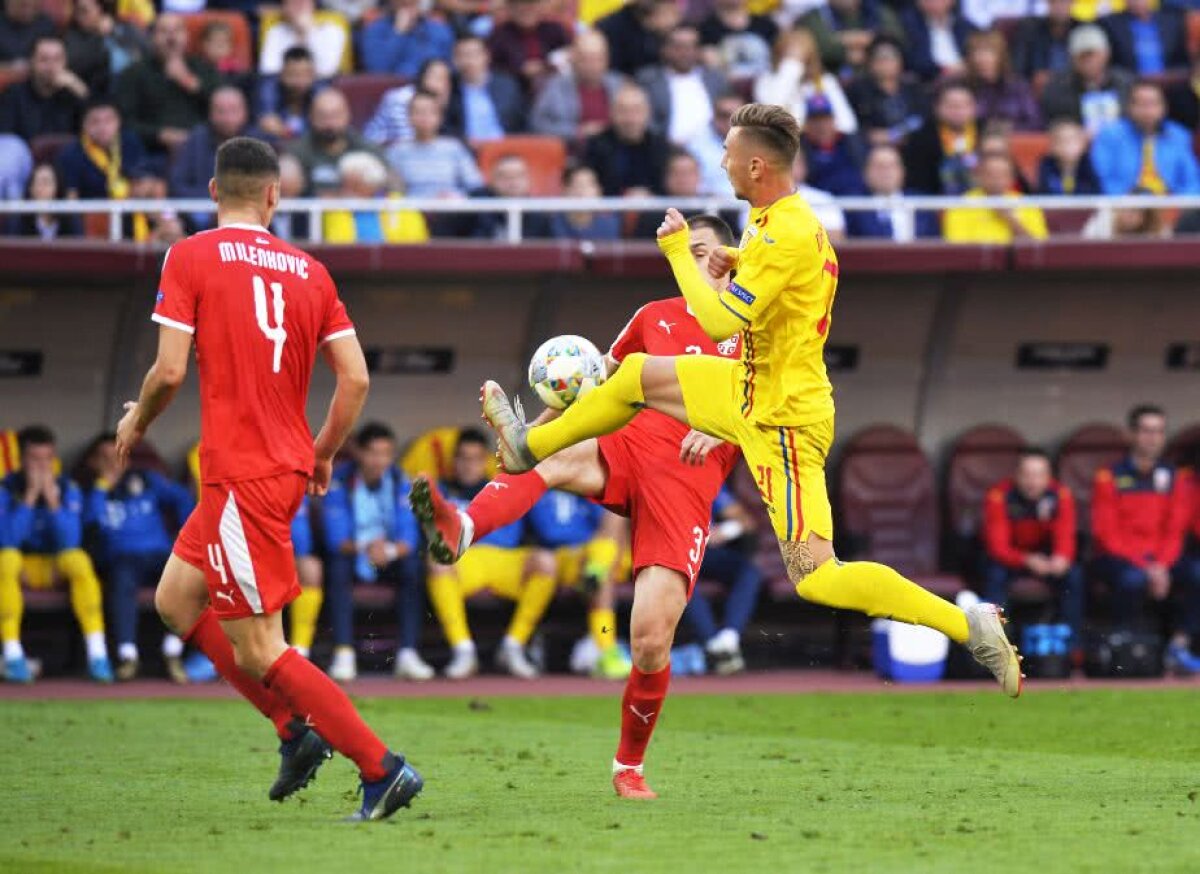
[
  {"left": 1093, "top": 556, "right": 1200, "bottom": 635},
  {"left": 981, "top": 557, "right": 1085, "bottom": 644},
  {"left": 326, "top": 552, "right": 425, "bottom": 653},
  {"left": 683, "top": 546, "right": 763, "bottom": 647}
]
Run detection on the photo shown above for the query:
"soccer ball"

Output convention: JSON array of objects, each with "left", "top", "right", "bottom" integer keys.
[{"left": 528, "top": 335, "right": 607, "bottom": 410}]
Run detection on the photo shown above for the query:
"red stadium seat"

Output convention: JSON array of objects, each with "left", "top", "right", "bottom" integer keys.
[
  {"left": 1009, "top": 132, "right": 1049, "bottom": 188},
  {"left": 184, "top": 12, "right": 254, "bottom": 73},
  {"left": 43, "top": 0, "right": 72, "bottom": 28},
  {"left": 474, "top": 136, "right": 568, "bottom": 196},
  {"left": 945, "top": 424, "right": 1026, "bottom": 544},
  {"left": 1056, "top": 423, "right": 1128, "bottom": 530},
  {"left": 0, "top": 429, "right": 18, "bottom": 478},
  {"left": 838, "top": 425, "right": 961, "bottom": 595},
  {"left": 1190, "top": 11, "right": 1200, "bottom": 59},
  {"left": 333, "top": 73, "right": 408, "bottom": 131},
  {"left": 0, "top": 67, "right": 24, "bottom": 95},
  {"left": 28, "top": 134, "right": 75, "bottom": 168}
]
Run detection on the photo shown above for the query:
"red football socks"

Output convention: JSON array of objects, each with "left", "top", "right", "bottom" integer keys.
[
  {"left": 263, "top": 647, "right": 391, "bottom": 782},
  {"left": 615, "top": 665, "right": 671, "bottom": 768},
  {"left": 467, "top": 472, "right": 548, "bottom": 542},
  {"left": 184, "top": 608, "right": 298, "bottom": 740}
]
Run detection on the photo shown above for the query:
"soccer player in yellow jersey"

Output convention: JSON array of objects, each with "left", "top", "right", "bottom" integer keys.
[{"left": 481, "top": 103, "right": 1024, "bottom": 697}]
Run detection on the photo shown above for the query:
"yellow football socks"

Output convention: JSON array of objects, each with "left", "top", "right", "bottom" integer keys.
[
  {"left": 528, "top": 353, "right": 647, "bottom": 461},
  {"left": 427, "top": 573, "right": 472, "bottom": 646},
  {"left": 506, "top": 571, "right": 557, "bottom": 645},
  {"left": 589, "top": 608, "right": 618, "bottom": 651},
  {"left": 58, "top": 548, "right": 105, "bottom": 637},
  {"left": 797, "top": 558, "right": 969, "bottom": 644},
  {"left": 289, "top": 586, "right": 323, "bottom": 653},
  {"left": 0, "top": 548, "right": 23, "bottom": 643}
]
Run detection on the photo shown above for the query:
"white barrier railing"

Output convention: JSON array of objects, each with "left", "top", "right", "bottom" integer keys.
[{"left": 0, "top": 195, "right": 1197, "bottom": 244}]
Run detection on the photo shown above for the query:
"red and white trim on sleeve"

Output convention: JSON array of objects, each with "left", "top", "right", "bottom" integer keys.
[
  {"left": 319, "top": 328, "right": 357, "bottom": 346},
  {"left": 151, "top": 313, "right": 196, "bottom": 335}
]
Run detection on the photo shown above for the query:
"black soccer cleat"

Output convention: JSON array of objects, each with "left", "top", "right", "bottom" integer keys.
[
  {"left": 346, "top": 755, "right": 424, "bottom": 822},
  {"left": 269, "top": 726, "right": 333, "bottom": 802}
]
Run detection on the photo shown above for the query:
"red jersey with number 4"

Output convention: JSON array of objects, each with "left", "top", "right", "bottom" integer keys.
[
  {"left": 608, "top": 296, "right": 741, "bottom": 469},
  {"left": 152, "top": 223, "right": 355, "bottom": 484}
]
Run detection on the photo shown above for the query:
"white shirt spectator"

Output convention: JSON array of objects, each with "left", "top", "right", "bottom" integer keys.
[
  {"left": 798, "top": 184, "right": 845, "bottom": 236},
  {"left": 928, "top": 22, "right": 963, "bottom": 72},
  {"left": 753, "top": 59, "right": 858, "bottom": 135},
  {"left": 260, "top": 19, "right": 347, "bottom": 78},
  {"left": 666, "top": 70, "right": 714, "bottom": 145}
]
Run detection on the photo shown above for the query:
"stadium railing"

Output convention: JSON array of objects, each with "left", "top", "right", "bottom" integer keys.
[{"left": 1, "top": 195, "right": 1199, "bottom": 244}]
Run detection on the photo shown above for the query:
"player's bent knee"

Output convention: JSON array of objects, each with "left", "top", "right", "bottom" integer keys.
[{"left": 630, "top": 618, "right": 674, "bottom": 672}]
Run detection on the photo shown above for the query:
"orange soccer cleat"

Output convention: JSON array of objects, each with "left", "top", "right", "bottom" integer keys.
[{"left": 613, "top": 768, "right": 658, "bottom": 800}]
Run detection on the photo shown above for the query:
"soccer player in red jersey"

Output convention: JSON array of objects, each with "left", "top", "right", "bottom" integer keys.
[
  {"left": 114, "top": 137, "right": 422, "bottom": 821},
  {"left": 411, "top": 215, "right": 741, "bottom": 800}
]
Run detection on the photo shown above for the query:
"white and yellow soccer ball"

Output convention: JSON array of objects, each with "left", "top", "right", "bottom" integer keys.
[{"left": 528, "top": 334, "right": 607, "bottom": 410}]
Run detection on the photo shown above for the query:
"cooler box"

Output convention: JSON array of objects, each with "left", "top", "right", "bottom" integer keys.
[{"left": 872, "top": 619, "right": 950, "bottom": 683}]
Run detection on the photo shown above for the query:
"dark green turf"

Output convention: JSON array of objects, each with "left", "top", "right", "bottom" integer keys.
[{"left": 2, "top": 690, "right": 1199, "bottom": 873}]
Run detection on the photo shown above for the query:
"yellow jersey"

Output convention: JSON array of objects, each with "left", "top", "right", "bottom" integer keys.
[{"left": 718, "top": 191, "right": 837, "bottom": 427}]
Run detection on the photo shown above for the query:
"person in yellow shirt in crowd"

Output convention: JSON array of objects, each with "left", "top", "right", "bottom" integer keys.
[
  {"left": 322, "top": 151, "right": 428, "bottom": 245},
  {"left": 943, "top": 152, "right": 1048, "bottom": 243}
]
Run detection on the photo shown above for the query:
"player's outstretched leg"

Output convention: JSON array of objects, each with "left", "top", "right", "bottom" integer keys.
[{"left": 613, "top": 566, "right": 688, "bottom": 800}]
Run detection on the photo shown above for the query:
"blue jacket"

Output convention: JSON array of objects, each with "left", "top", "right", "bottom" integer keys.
[
  {"left": 845, "top": 198, "right": 940, "bottom": 239},
  {"left": 1090, "top": 118, "right": 1200, "bottom": 195},
  {"left": 292, "top": 495, "right": 314, "bottom": 558},
  {"left": 84, "top": 470, "right": 194, "bottom": 563},
  {"left": 358, "top": 16, "right": 454, "bottom": 78},
  {"left": 1, "top": 472, "right": 85, "bottom": 553},
  {"left": 802, "top": 134, "right": 865, "bottom": 196},
  {"left": 1036, "top": 154, "right": 1103, "bottom": 196},
  {"left": 1101, "top": 10, "right": 1188, "bottom": 74},
  {"left": 322, "top": 465, "right": 420, "bottom": 557},
  {"left": 900, "top": 8, "right": 975, "bottom": 81},
  {"left": 527, "top": 491, "right": 602, "bottom": 548}
]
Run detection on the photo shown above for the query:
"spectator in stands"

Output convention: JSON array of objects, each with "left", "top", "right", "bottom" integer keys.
[
  {"left": 847, "top": 36, "right": 928, "bottom": 147},
  {"left": 550, "top": 164, "right": 622, "bottom": 241},
  {"left": 795, "top": 0, "right": 905, "bottom": 75},
  {"left": 323, "top": 150, "right": 429, "bottom": 243},
  {"left": 681, "top": 486, "right": 763, "bottom": 676},
  {"left": 0, "top": 133, "right": 30, "bottom": 199},
  {"left": 270, "top": 152, "right": 308, "bottom": 241},
  {"left": 260, "top": 0, "right": 347, "bottom": 80},
  {"left": 1013, "top": 0, "right": 1079, "bottom": 85},
  {"left": 959, "top": 0, "right": 1043, "bottom": 30},
  {"left": 1083, "top": 184, "right": 1171, "bottom": 238},
  {"left": 426, "top": 429, "right": 558, "bottom": 680},
  {"left": 847, "top": 143, "right": 939, "bottom": 240},
  {"left": 1041, "top": 24, "right": 1132, "bottom": 135},
  {"left": 115, "top": 13, "right": 218, "bottom": 155},
  {"left": 364, "top": 58, "right": 452, "bottom": 145},
  {"left": 359, "top": 0, "right": 454, "bottom": 79},
  {"left": 965, "top": 30, "right": 1042, "bottom": 132},
  {"left": 445, "top": 35, "right": 525, "bottom": 141},
  {"left": 1093, "top": 404, "right": 1200, "bottom": 673},
  {"left": 0, "top": 0, "right": 55, "bottom": 79},
  {"left": 0, "top": 425, "right": 112, "bottom": 684},
  {"left": 470, "top": 153, "right": 554, "bottom": 240},
  {"left": 80, "top": 433, "right": 193, "bottom": 682},
  {"left": 981, "top": 448, "right": 1085, "bottom": 649},
  {"left": 487, "top": 0, "right": 571, "bottom": 93},
  {"left": 256, "top": 46, "right": 320, "bottom": 142},
  {"left": 323, "top": 422, "right": 433, "bottom": 682},
  {"left": 58, "top": 99, "right": 146, "bottom": 201},
  {"left": 800, "top": 93, "right": 865, "bottom": 195},
  {"left": 1100, "top": 0, "right": 1187, "bottom": 76},
  {"left": 6, "top": 163, "right": 81, "bottom": 239},
  {"left": 595, "top": 0, "right": 681, "bottom": 76},
  {"left": 582, "top": 83, "right": 670, "bottom": 196},
  {"left": 0, "top": 37, "right": 89, "bottom": 142},
  {"left": 126, "top": 161, "right": 185, "bottom": 244},
  {"left": 977, "top": 123, "right": 1032, "bottom": 193},
  {"left": 288, "top": 87, "right": 380, "bottom": 195},
  {"left": 66, "top": 0, "right": 151, "bottom": 99},
  {"left": 530, "top": 31, "right": 624, "bottom": 142},
  {"left": 1091, "top": 79, "right": 1200, "bottom": 195},
  {"left": 636, "top": 25, "right": 728, "bottom": 145},
  {"left": 943, "top": 153, "right": 1049, "bottom": 243},
  {"left": 1165, "top": 54, "right": 1200, "bottom": 131},
  {"left": 688, "top": 90, "right": 743, "bottom": 199},
  {"left": 170, "top": 86, "right": 262, "bottom": 230},
  {"left": 900, "top": 0, "right": 974, "bottom": 81},
  {"left": 387, "top": 90, "right": 483, "bottom": 198},
  {"left": 793, "top": 147, "right": 846, "bottom": 241},
  {"left": 754, "top": 28, "right": 858, "bottom": 135},
  {"left": 697, "top": 0, "right": 778, "bottom": 79},
  {"left": 632, "top": 147, "right": 705, "bottom": 237},
  {"left": 1038, "top": 117, "right": 1102, "bottom": 195},
  {"left": 198, "top": 20, "right": 247, "bottom": 87},
  {"left": 903, "top": 80, "right": 978, "bottom": 195}
]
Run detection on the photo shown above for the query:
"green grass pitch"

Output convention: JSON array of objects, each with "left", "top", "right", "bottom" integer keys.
[{"left": 3, "top": 689, "right": 1199, "bottom": 873}]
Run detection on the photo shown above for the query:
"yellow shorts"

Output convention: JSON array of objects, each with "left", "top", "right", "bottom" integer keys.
[
  {"left": 451, "top": 545, "right": 531, "bottom": 601},
  {"left": 676, "top": 355, "right": 834, "bottom": 543},
  {"left": 19, "top": 554, "right": 60, "bottom": 590}
]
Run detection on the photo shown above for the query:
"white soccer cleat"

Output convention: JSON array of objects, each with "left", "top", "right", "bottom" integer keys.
[
  {"left": 965, "top": 603, "right": 1023, "bottom": 698},
  {"left": 495, "top": 641, "right": 540, "bottom": 680},
  {"left": 480, "top": 381, "right": 537, "bottom": 473},
  {"left": 328, "top": 646, "right": 358, "bottom": 683},
  {"left": 444, "top": 644, "right": 479, "bottom": 680},
  {"left": 393, "top": 648, "right": 435, "bottom": 682}
]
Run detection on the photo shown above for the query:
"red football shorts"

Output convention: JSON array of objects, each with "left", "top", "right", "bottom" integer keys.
[
  {"left": 174, "top": 472, "right": 307, "bottom": 620},
  {"left": 596, "top": 431, "right": 731, "bottom": 598}
]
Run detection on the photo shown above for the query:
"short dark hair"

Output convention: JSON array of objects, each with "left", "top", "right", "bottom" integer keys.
[
  {"left": 282, "top": 46, "right": 314, "bottom": 65},
  {"left": 17, "top": 425, "right": 55, "bottom": 452},
  {"left": 729, "top": 102, "right": 802, "bottom": 167},
  {"left": 214, "top": 136, "right": 279, "bottom": 201},
  {"left": 456, "top": 427, "right": 491, "bottom": 454},
  {"left": 561, "top": 162, "right": 594, "bottom": 187},
  {"left": 1016, "top": 447, "right": 1051, "bottom": 465},
  {"left": 936, "top": 79, "right": 974, "bottom": 103},
  {"left": 867, "top": 34, "right": 904, "bottom": 61},
  {"left": 1128, "top": 404, "right": 1165, "bottom": 430},
  {"left": 356, "top": 421, "right": 396, "bottom": 449},
  {"left": 84, "top": 97, "right": 120, "bottom": 118},
  {"left": 685, "top": 213, "right": 735, "bottom": 247}
]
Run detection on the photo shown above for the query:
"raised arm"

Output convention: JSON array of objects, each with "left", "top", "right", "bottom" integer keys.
[
  {"left": 310, "top": 334, "right": 370, "bottom": 496},
  {"left": 655, "top": 210, "right": 746, "bottom": 341}
]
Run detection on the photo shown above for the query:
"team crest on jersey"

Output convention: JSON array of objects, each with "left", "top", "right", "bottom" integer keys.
[
  {"left": 1153, "top": 468, "right": 1172, "bottom": 492},
  {"left": 1037, "top": 496, "right": 1054, "bottom": 521},
  {"left": 717, "top": 336, "right": 739, "bottom": 356},
  {"left": 728, "top": 282, "right": 756, "bottom": 306},
  {"left": 156, "top": 291, "right": 164, "bottom": 304}
]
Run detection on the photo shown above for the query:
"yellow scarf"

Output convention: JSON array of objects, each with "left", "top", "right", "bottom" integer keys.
[
  {"left": 1137, "top": 137, "right": 1166, "bottom": 194},
  {"left": 80, "top": 134, "right": 149, "bottom": 240},
  {"left": 939, "top": 122, "right": 977, "bottom": 157}
]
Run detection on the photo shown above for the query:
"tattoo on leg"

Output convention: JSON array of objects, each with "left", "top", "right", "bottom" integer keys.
[{"left": 780, "top": 539, "right": 816, "bottom": 583}]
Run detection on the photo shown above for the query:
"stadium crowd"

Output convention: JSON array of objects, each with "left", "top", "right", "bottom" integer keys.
[
  {"left": 2, "top": 400, "right": 1199, "bottom": 684},
  {"left": 7, "top": 1, "right": 1200, "bottom": 242}
]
